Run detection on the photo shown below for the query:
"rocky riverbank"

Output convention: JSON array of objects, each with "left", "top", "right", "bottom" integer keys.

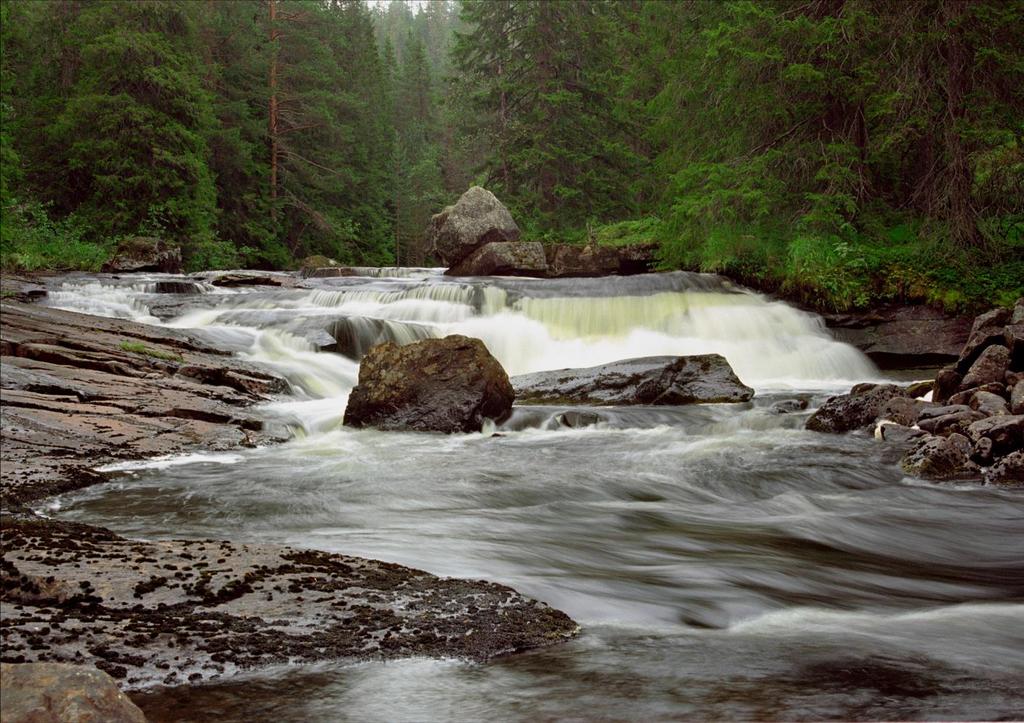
[{"left": 0, "top": 286, "right": 579, "bottom": 702}]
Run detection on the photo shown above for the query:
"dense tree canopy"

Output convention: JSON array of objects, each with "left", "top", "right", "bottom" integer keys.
[{"left": 1, "top": 0, "right": 1020, "bottom": 309}]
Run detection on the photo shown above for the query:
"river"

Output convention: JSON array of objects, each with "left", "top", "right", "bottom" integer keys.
[{"left": 39, "top": 269, "right": 1024, "bottom": 721}]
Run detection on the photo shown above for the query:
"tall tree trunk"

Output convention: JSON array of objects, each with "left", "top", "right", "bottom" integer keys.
[
  {"left": 941, "top": 0, "right": 978, "bottom": 247},
  {"left": 269, "top": 0, "right": 279, "bottom": 222}
]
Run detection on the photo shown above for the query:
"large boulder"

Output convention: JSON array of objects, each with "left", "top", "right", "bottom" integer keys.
[
  {"left": 966, "top": 414, "right": 1024, "bottom": 456},
  {"left": 343, "top": 335, "right": 514, "bottom": 433},
  {"left": 805, "top": 383, "right": 909, "bottom": 434},
  {"left": 984, "top": 449, "right": 1024, "bottom": 486},
  {"left": 543, "top": 243, "right": 659, "bottom": 278},
  {"left": 446, "top": 241, "right": 548, "bottom": 277},
  {"left": 0, "top": 663, "right": 146, "bottom": 723},
  {"left": 960, "top": 344, "right": 1011, "bottom": 389},
  {"left": 900, "top": 433, "right": 978, "bottom": 481},
  {"left": 101, "top": 236, "right": 181, "bottom": 274},
  {"left": 427, "top": 187, "right": 521, "bottom": 266},
  {"left": 956, "top": 307, "right": 1012, "bottom": 373},
  {"left": 512, "top": 355, "right": 754, "bottom": 406}
]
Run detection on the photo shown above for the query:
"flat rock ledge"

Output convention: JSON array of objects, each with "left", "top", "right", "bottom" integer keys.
[
  {"left": 1, "top": 301, "right": 289, "bottom": 507},
  {"left": 0, "top": 514, "right": 579, "bottom": 690},
  {"left": 513, "top": 355, "right": 754, "bottom": 406}
]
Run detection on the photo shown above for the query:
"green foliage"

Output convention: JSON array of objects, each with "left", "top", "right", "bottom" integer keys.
[
  {"left": 0, "top": 201, "right": 108, "bottom": 272},
  {"left": 119, "top": 340, "right": 184, "bottom": 362}
]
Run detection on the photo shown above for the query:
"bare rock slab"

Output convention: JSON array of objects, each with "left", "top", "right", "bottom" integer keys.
[
  {"left": 0, "top": 515, "right": 578, "bottom": 690},
  {"left": 512, "top": 355, "right": 754, "bottom": 406},
  {"left": 0, "top": 662, "right": 146, "bottom": 723}
]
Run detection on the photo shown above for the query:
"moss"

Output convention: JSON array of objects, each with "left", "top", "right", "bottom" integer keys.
[{"left": 119, "top": 340, "right": 184, "bottom": 363}]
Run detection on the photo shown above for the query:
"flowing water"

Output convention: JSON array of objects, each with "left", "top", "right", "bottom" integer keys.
[{"left": 40, "top": 271, "right": 1024, "bottom": 721}]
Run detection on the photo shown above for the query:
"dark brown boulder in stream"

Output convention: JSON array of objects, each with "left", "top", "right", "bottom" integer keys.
[
  {"left": 512, "top": 355, "right": 754, "bottom": 406},
  {"left": 343, "top": 335, "right": 514, "bottom": 433},
  {"left": 0, "top": 662, "right": 146, "bottom": 723},
  {"left": 428, "top": 186, "right": 521, "bottom": 267},
  {"left": 101, "top": 236, "right": 181, "bottom": 274},
  {"left": 805, "top": 384, "right": 910, "bottom": 434},
  {"left": 0, "top": 513, "right": 579, "bottom": 691}
]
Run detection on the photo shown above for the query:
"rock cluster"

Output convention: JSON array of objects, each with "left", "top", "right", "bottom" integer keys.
[
  {"left": 806, "top": 297, "right": 1024, "bottom": 486},
  {"left": 426, "top": 187, "right": 656, "bottom": 277}
]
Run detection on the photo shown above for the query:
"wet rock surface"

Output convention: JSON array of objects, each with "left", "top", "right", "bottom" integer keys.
[
  {"left": 0, "top": 662, "right": 146, "bottom": 722},
  {"left": 805, "top": 384, "right": 909, "bottom": 434},
  {"left": 0, "top": 514, "right": 578, "bottom": 690},
  {"left": 512, "top": 355, "right": 754, "bottom": 406},
  {"left": 0, "top": 301, "right": 288, "bottom": 506},
  {"left": 343, "top": 335, "right": 515, "bottom": 433},
  {"left": 822, "top": 305, "right": 971, "bottom": 369},
  {"left": 811, "top": 298, "right": 1024, "bottom": 484},
  {"left": 102, "top": 237, "right": 182, "bottom": 275}
]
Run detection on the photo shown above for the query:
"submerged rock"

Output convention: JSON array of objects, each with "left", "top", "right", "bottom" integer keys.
[
  {"left": 512, "top": 355, "right": 754, "bottom": 406},
  {"left": 101, "top": 237, "right": 181, "bottom": 274},
  {"left": 447, "top": 241, "right": 548, "bottom": 277},
  {"left": 428, "top": 186, "right": 521, "bottom": 266},
  {"left": 0, "top": 514, "right": 578, "bottom": 690},
  {"left": 0, "top": 662, "right": 146, "bottom": 723},
  {"left": 343, "top": 335, "right": 514, "bottom": 433},
  {"left": 805, "top": 384, "right": 908, "bottom": 434}
]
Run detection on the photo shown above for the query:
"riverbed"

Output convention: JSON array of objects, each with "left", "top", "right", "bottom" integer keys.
[{"left": 40, "top": 270, "right": 1024, "bottom": 721}]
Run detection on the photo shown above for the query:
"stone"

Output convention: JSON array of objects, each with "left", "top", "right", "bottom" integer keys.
[
  {"left": 960, "top": 344, "right": 1011, "bottom": 389},
  {"left": 805, "top": 384, "right": 908, "bottom": 434},
  {"left": 932, "top": 367, "right": 961, "bottom": 405},
  {"left": 769, "top": 399, "right": 810, "bottom": 414},
  {"left": 207, "top": 272, "right": 295, "bottom": 288},
  {"left": 917, "top": 409, "right": 986, "bottom": 436},
  {"left": 966, "top": 414, "right": 1024, "bottom": 456},
  {"left": 0, "top": 276, "right": 47, "bottom": 303},
  {"left": 948, "top": 382, "right": 1006, "bottom": 406},
  {"left": 1, "top": 301, "right": 288, "bottom": 506},
  {"left": 542, "top": 243, "right": 658, "bottom": 278},
  {"left": 900, "top": 433, "right": 978, "bottom": 481},
  {"left": 972, "top": 436, "right": 994, "bottom": 465},
  {"left": 956, "top": 307, "right": 1011, "bottom": 374},
  {"left": 1013, "top": 298, "right": 1024, "bottom": 325},
  {"left": 1006, "top": 323, "right": 1024, "bottom": 370},
  {"left": 970, "top": 390, "right": 1010, "bottom": 417},
  {"left": 823, "top": 305, "right": 971, "bottom": 370},
  {"left": 984, "top": 449, "right": 1024, "bottom": 486},
  {"left": 1011, "top": 380, "right": 1024, "bottom": 415},
  {"left": 903, "top": 380, "right": 934, "bottom": 399},
  {"left": 153, "top": 280, "right": 200, "bottom": 294},
  {"left": 554, "top": 410, "right": 606, "bottom": 429},
  {"left": 101, "top": 237, "right": 181, "bottom": 274},
  {"left": 0, "top": 514, "right": 578, "bottom": 690},
  {"left": 513, "top": 355, "right": 754, "bottom": 406},
  {"left": 302, "top": 266, "right": 357, "bottom": 278},
  {"left": 427, "top": 186, "right": 521, "bottom": 266},
  {"left": 877, "top": 396, "right": 932, "bottom": 427},
  {"left": 343, "top": 335, "right": 514, "bottom": 433},
  {"left": 0, "top": 663, "right": 145, "bottom": 723},
  {"left": 446, "top": 241, "right": 548, "bottom": 277},
  {"left": 876, "top": 422, "right": 928, "bottom": 446}
]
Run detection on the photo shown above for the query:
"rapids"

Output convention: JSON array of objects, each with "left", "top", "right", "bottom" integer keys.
[{"left": 40, "top": 270, "right": 1024, "bottom": 721}]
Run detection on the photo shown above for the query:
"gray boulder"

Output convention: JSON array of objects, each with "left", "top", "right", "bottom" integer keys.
[
  {"left": 512, "top": 355, "right": 754, "bottom": 406},
  {"left": 805, "top": 384, "right": 908, "bottom": 434},
  {"left": 961, "top": 344, "right": 1011, "bottom": 389},
  {"left": 970, "top": 390, "right": 1010, "bottom": 417},
  {"left": 343, "top": 335, "right": 514, "bottom": 433},
  {"left": 447, "top": 241, "right": 548, "bottom": 277},
  {"left": 1011, "top": 380, "right": 1024, "bottom": 415},
  {"left": 428, "top": 186, "right": 521, "bottom": 266},
  {"left": 877, "top": 396, "right": 932, "bottom": 427},
  {"left": 0, "top": 663, "right": 146, "bottom": 723},
  {"left": 957, "top": 307, "right": 1011, "bottom": 373},
  {"left": 101, "top": 236, "right": 181, "bottom": 274}
]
